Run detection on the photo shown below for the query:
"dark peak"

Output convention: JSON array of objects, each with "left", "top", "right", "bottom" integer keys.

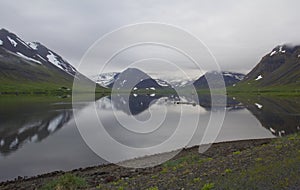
[
  {"left": 205, "top": 70, "right": 221, "bottom": 75},
  {"left": 123, "top": 67, "right": 143, "bottom": 73},
  {"left": 121, "top": 67, "right": 149, "bottom": 76}
]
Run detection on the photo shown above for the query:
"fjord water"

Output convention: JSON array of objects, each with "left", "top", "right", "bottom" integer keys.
[{"left": 0, "top": 95, "right": 299, "bottom": 181}]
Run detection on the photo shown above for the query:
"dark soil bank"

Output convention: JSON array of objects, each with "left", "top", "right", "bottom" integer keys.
[{"left": 1, "top": 134, "right": 300, "bottom": 190}]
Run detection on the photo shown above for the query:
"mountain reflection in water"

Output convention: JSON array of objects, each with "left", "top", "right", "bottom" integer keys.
[{"left": 0, "top": 94, "right": 299, "bottom": 181}]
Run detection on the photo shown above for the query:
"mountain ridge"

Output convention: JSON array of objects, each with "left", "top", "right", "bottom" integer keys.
[
  {"left": 0, "top": 28, "right": 105, "bottom": 94},
  {"left": 193, "top": 71, "right": 245, "bottom": 89},
  {"left": 237, "top": 44, "right": 300, "bottom": 88}
]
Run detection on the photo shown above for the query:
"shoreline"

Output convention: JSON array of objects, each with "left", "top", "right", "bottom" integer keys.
[{"left": 0, "top": 137, "right": 283, "bottom": 189}]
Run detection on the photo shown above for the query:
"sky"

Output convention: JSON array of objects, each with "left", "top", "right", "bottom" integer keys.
[{"left": 1, "top": 0, "right": 299, "bottom": 80}]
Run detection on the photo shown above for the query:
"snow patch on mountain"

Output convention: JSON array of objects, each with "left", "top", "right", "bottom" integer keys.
[
  {"left": 7, "top": 36, "right": 17, "bottom": 47},
  {"left": 16, "top": 52, "right": 41, "bottom": 64},
  {"left": 27, "top": 42, "right": 38, "bottom": 50},
  {"left": 222, "top": 71, "right": 245, "bottom": 80},
  {"left": 279, "top": 46, "right": 286, "bottom": 53},
  {"left": 255, "top": 103, "right": 263, "bottom": 109},
  {"left": 92, "top": 72, "right": 119, "bottom": 87},
  {"left": 0, "top": 39, "right": 3, "bottom": 45},
  {"left": 47, "top": 51, "right": 65, "bottom": 71},
  {"left": 270, "top": 45, "right": 287, "bottom": 57},
  {"left": 270, "top": 50, "right": 277, "bottom": 56},
  {"left": 168, "top": 78, "right": 193, "bottom": 88},
  {"left": 255, "top": 75, "right": 263, "bottom": 80},
  {"left": 16, "top": 37, "right": 30, "bottom": 48}
]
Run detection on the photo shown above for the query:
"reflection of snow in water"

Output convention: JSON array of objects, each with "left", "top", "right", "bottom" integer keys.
[
  {"left": 48, "top": 114, "right": 64, "bottom": 132},
  {"left": 31, "top": 134, "right": 38, "bottom": 143},
  {"left": 0, "top": 140, "right": 4, "bottom": 146},
  {"left": 9, "top": 138, "right": 19, "bottom": 149}
]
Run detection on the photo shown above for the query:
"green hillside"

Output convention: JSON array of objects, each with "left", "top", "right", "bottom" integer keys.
[{"left": 0, "top": 48, "right": 108, "bottom": 95}]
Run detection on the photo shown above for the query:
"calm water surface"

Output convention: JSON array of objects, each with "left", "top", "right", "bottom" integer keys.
[{"left": 0, "top": 95, "right": 299, "bottom": 181}]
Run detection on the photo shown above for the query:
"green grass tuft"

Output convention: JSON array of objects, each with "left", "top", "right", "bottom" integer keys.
[{"left": 40, "top": 173, "right": 87, "bottom": 190}]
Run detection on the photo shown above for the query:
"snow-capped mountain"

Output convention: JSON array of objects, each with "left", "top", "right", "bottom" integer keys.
[
  {"left": 0, "top": 28, "right": 77, "bottom": 77},
  {"left": 240, "top": 44, "right": 300, "bottom": 87},
  {"left": 168, "top": 78, "right": 194, "bottom": 88},
  {"left": 93, "top": 68, "right": 174, "bottom": 90},
  {"left": 111, "top": 68, "right": 174, "bottom": 91},
  {"left": 92, "top": 72, "right": 120, "bottom": 87},
  {"left": 192, "top": 71, "right": 245, "bottom": 89},
  {"left": 0, "top": 28, "right": 102, "bottom": 93}
]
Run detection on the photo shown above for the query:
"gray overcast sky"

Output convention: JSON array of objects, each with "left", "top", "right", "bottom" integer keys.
[{"left": 1, "top": 0, "right": 300, "bottom": 79}]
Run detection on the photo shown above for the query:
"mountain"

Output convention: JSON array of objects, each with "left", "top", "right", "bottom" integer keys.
[
  {"left": 92, "top": 72, "right": 120, "bottom": 87},
  {"left": 111, "top": 68, "right": 173, "bottom": 90},
  {"left": 168, "top": 78, "right": 194, "bottom": 89},
  {"left": 238, "top": 44, "right": 300, "bottom": 88},
  {"left": 192, "top": 71, "right": 245, "bottom": 89},
  {"left": 0, "top": 28, "right": 104, "bottom": 94},
  {"left": 94, "top": 71, "right": 189, "bottom": 89},
  {"left": 94, "top": 68, "right": 174, "bottom": 92}
]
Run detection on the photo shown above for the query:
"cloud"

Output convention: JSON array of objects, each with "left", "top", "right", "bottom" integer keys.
[{"left": 1, "top": 0, "right": 300, "bottom": 78}]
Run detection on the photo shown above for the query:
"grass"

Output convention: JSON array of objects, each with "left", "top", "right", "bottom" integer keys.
[
  {"left": 233, "top": 150, "right": 241, "bottom": 155},
  {"left": 100, "top": 134, "right": 299, "bottom": 189},
  {"left": 213, "top": 133, "right": 300, "bottom": 190},
  {"left": 201, "top": 183, "right": 214, "bottom": 190},
  {"left": 0, "top": 53, "right": 110, "bottom": 96},
  {"left": 40, "top": 173, "right": 87, "bottom": 190},
  {"left": 227, "top": 83, "right": 300, "bottom": 97}
]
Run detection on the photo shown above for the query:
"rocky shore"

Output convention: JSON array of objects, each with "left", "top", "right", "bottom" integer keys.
[{"left": 1, "top": 134, "right": 299, "bottom": 190}]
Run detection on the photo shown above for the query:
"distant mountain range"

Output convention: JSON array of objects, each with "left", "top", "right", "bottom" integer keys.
[
  {"left": 0, "top": 28, "right": 104, "bottom": 94},
  {"left": 238, "top": 45, "right": 300, "bottom": 88},
  {"left": 94, "top": 70, "right": 244, "bottom": 90},
  {"left": 192, "top": 71, "right": 245, "bottom": 89},
  {"left": 93, "top": 71, "right": 194, "bottom": 89},
  {"left": 93, "top": 68, "right": 174, "bottom": 91}
]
